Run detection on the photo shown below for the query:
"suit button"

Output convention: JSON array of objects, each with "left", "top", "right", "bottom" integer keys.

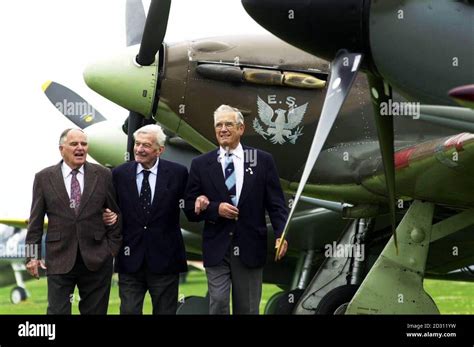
[
  {"left": 144, "top": 226, "right": 147, "bottom": 230},
  {"left": 229, "top": 232, "right": 233, "bottom": 236}
]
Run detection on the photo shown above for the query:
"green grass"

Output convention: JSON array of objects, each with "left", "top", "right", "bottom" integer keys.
[
  {"left": 424, "top": 279, "right": 474, "bottom": 314},
  {"left": 0, "top": 270, "right": 281, "bottom": 314},
  {"left": 0, "top": 272, "right": 472, "bottom": 314}
]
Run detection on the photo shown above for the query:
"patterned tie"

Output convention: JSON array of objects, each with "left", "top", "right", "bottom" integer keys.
[
  {"left": 70, "top": 169, "right": 81, "bottom": 214},
  {"left": 140, "top": 170, "right": 152, "bottom": 217},
  {"left": 224, "top": 153, "right": 237, "bottom": 206}
]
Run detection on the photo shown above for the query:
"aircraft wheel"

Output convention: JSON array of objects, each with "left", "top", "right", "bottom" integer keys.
[
  {"left": 10, "top": 287, "right": 28, "bottom": 304},
  {"left": 315, "top": 284, "right": 360, "bottom": 315},
  {"left": 176, "top": 296, "right": 209, "bottom": 314},
  {"left": 264, "top": 289, "right": 304, "bottom": 315}
]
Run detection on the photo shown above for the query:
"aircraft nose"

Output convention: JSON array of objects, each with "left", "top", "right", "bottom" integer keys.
[
  {"left": 83, "top": 46, "right": 159, "bottom": 117},
  {"left": 241, "top": 0, "right": 368, "bottom": 62}
]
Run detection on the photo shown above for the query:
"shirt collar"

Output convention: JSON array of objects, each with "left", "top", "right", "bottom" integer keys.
[
  {"left": 219, "top": 143, "right": 243, "bottom": 160},
  {"left": 61, "top": 161, "right": 84, "bottom": 178},
  {"left": 136, "top": 158, "right": 159, "bottom": 176}
]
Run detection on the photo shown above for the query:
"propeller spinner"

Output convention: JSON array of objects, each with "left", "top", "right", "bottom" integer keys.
[{"left": 84, "top": 0, "right": 171, "bottom": 161}]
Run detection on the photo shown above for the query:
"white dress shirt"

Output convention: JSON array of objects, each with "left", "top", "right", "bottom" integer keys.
[
  {"left": 218, "top": 143, "right": 244, "bottom": 205},
  {"left": 61, "top": 162, "right": 85, "bottom": 198},
  {"left": 136, "top": 159, "right": 159, "bottom": 203}
]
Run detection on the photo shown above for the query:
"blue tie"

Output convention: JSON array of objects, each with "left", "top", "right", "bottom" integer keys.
[{"left": 224, "top": 153, "right": 237, "bottom": 206}]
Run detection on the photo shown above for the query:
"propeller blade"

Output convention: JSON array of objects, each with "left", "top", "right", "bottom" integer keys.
[
  {"left": 367, "top": 73, "right": 398, "bottom": 252},
  {"left": 276, "top": 51, "right": 363, "bottom": 260},
  {"left": 126, "top": 0, "right": 147, "bottom": 46},
  {"left": 136, "top": 0, "right": 171, "bottom": 66},
  {"left": 42, "top": 81, "right": 106, "bottom": 129},
  {"left": 127, "top": 111, "right": 144, "bottom": 161}
]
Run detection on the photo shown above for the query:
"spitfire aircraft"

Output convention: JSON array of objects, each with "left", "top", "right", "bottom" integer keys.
[
  {"left": 0, "top": 223, "right": 45, "bottom": 304},
  {"left": 240, "top": 0, "right": 474, "bottom": 313},
  {"left": 6, "top": 0, "right": 473, "bottom": 314}
]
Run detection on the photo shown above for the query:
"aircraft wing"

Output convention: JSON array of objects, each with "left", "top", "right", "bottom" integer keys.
[
  {"left": 365, "top": 132, "right": 474, "bottom": 208},
  {"left": 0, "top": 219, "right": 48, "bottom": 229},
  {"left": 301, "top": 132, "right": 474, "bottom": 209}
]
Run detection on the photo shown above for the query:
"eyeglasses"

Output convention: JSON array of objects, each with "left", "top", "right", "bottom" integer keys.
[{"left": 215, "top": 121, "right": 238, "bottom": 130}]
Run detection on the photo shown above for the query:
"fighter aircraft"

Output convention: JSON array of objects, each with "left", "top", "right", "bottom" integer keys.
[
  {"left": 0, "top": 222, "right": 46, "bottom": 304},
  {"left": 8, "top": 0, "right": 473, "bottom": 314},
  {"left": 238, "top": 0, "right": 474, "bottom": 313}
]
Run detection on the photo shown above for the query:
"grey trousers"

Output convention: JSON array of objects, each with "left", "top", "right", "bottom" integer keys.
[{"left": 205, "top": 246, "right": 263, "bottom": 315}]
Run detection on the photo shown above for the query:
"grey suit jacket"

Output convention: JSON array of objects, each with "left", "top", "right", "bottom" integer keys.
[{"left": 26, "top": 161, "right": 122, "bottom": 275}]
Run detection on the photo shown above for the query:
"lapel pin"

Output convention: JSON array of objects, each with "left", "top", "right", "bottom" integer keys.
[{"left": 246, "top": 168, "right": 254, "bottom": 175}]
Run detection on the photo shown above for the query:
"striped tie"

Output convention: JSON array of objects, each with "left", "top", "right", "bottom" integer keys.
[{"left": 224, "top": 153, "right": 237, "bottom": 206}]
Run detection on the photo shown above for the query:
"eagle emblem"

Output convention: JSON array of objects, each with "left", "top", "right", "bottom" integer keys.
[{"left": 253, "top": 96, "right": 308, "bottom": 144}]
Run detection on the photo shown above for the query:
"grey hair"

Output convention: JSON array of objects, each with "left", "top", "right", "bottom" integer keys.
[
  {"left": 133, "top": 124, "right": 167, "bottom": 147},
  {"left": 213, "top": 105, "right": 244, "bottom": 126},
  {"left": 59, "top": 128, "right": 86, "bottom": 145}
]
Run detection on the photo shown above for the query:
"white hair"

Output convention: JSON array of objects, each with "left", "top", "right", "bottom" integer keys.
[
  {"left": 213, "top": 105, "right": 244, "bottom": 126},
  {"left": 59, "top": 128, "right": 86, "bottom": 145},
  {"left": 133, "top": 124, "right": 167, "bottom": 147}
]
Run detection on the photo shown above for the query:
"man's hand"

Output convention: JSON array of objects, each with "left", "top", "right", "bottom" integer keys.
[
  {"left": 194, "top": 195, "right": 210, "bottom": 215},
  {"left": 218, "top": 203, "right": 239, "bottom": 220},
  {"left": 275, "top": 238, "right": 288, "bottom": 261},
  {"left": 103, "top": 208, "right": 118, "bottom": 226},
  {"left": 26, "top": 259, "right": 47, "bottom": 279}
]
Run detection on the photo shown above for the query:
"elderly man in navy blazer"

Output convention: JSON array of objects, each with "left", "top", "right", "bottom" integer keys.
[
  {"left": 185, "top": 105, "right": 289, "bottom": 314},
  {"left": 105, "top": 124, "right": 188, "bottom": 314}
]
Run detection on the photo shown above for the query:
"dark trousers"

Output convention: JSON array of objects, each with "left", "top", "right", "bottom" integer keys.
[
  {"left": 118, "top": 261, "right": 179, "bottom": 315},
  {"left": 205, "top": 245, "right": 263, "bottom": 315},
  {"left": 47, "top": 252, "right": 113, "bottom": 315}
]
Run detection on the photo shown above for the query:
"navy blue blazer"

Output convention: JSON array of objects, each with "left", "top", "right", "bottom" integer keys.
[
  {"left": 113, "top": 159, "right": 188, "bottom": 275},
  {"left": 184, "top": 145, "right": 288, "bottom": 268}
]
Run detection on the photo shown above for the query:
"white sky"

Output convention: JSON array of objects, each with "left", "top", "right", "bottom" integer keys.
[{"left": 0, "top": 0, "right": 269, "bottom": 217}]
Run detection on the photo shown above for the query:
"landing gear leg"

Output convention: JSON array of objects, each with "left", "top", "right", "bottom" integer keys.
[
  {"left": 10, "top": 263, "right": 28, "bottom": 304},
  {"left": 346, "top": 200, "right": 438, "bottom": 314}
]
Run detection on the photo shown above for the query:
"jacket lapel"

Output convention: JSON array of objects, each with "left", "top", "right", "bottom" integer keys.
[
  {"left": 149, "top": 159, "right": 169, "bottom": 218},
  {"left": 238, "top": 146, "right": 257, "bottom": 207},
  {"left": 126, "top": 162, "right": 145, "bottom": 220},
  {"left": 49, "top": 162, "right": 75, "bottom": 216},
  {"left": 77, "top": 162, "right": 98, "bottom": 217},
  {"left": 207, "top": 150, "right": 232, "bottom": 204}
]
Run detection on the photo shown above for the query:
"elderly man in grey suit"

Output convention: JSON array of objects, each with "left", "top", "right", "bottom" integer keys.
[{"left": 25, "top": 128, "right": 122, "bottom": 314}]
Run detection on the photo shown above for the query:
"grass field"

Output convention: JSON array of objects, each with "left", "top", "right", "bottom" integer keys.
[{"left": 0, "top": 271, "right": 473, "bottom": 314}]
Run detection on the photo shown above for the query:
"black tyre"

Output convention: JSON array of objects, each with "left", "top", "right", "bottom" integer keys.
[
  {"left": 265, "top": 289, "right": 305, "bottom": 315},
  {"left": 315, "top": 285, "right": 360, "bottom": 314},
  {"left": 10, "top": 286, "right": 28, "bottom": 304},
  {"left": 176, "top": 296, "right": 209, "bottom": 314}
]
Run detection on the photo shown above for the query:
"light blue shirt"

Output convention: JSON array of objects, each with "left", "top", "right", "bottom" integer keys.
[{"left": 136, "top": 159, "right": 159, "bottom": 203}]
